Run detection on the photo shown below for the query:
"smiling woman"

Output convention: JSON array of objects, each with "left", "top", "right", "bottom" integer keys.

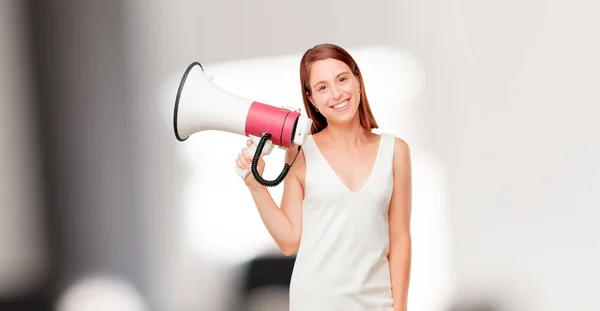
[{"left": 236, "top": 43, "right": 412, "bottom": 311}]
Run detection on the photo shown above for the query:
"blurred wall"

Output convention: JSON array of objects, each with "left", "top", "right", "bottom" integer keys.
[
  {"left": 399, "top": 1, "right": 600, "bottom": 309},
  {"left": 26, "top": 0, "right": 148, "bottom": 305},
  {"left": 0, "top": 0, "right": 48, "bottom": 303}
]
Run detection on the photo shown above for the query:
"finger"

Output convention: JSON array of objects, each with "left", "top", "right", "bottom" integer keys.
[
  {"left": 242, "top": 148, "right": 252, "bottom": 162},
  {"left": 241, "top": 158, "right": 251, "bottom": 170},
  {"left": 238, "top": 153, "right": 247, "bottom": 166},
  {"left": 246, "top": 139, "right": 253, "bottom": 146}
]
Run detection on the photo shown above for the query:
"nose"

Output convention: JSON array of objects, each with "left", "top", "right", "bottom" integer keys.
[{"left": 331, "top": 85, "right": 342, "bottom": 99}]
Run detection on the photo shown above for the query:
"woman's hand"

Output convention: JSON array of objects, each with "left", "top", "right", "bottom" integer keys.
[{"left": 236, "top": 139, "right": 266, "bottom": 188}]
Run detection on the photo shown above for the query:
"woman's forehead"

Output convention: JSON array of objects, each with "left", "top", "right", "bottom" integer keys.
[{"left": 309, "top": 59, "right": 351, "bottom": 81}]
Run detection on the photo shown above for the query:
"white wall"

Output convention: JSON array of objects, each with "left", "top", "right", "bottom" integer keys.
[{"left": 123, "top": 0, "right": 600, "bottom": 310}]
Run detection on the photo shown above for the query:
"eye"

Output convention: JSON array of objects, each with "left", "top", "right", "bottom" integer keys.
[
  {"left": 339, "top": 77, "right": 347, "bottom": 82},
  {"left": 318, "top": 85, "right": 326, "bottom": 92}
]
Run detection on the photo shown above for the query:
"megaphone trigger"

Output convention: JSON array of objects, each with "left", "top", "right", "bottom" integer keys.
[{"left": 234, "top": 134, "right": 275, "bottom": 179}]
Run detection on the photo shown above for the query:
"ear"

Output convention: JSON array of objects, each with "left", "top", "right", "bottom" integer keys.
[{"left": 306, "top": 92, "right": 314, "bottom": 105}]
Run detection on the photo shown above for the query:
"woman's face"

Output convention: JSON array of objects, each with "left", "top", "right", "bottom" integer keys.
[{"left": 307, "top": 58, "right": 361, "bottom": 125}]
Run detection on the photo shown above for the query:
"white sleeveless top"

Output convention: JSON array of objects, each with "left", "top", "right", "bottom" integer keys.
[{"left": 289, "top": 133, "right": 396, "bottom": 311}]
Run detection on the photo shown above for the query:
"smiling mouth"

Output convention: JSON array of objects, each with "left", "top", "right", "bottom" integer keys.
[{"left": 330, "top": 100, "right": 349, "bottom": 110}]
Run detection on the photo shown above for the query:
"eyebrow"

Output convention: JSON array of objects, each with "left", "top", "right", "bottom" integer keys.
[{"left": 312, "top": 71, "right": 351, "bottom": 90}]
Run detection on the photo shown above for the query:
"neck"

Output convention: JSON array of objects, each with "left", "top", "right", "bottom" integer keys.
[{"left": 322, "top": 116, "right": 369, "bottom": 146}]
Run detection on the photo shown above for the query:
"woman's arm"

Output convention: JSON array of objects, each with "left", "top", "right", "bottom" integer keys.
[
  {"left": 243, "top": 147, "right": 305, "bottom": 256},
  {"left": 388, "top": 137, "right": 412, "bottom": 311}
]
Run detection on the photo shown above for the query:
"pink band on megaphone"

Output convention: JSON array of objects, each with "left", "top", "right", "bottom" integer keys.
[{"left": 245, "top": 101, "right": 299, "bottom": 148}]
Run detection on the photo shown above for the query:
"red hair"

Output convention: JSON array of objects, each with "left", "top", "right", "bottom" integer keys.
[{"left": 299, "top": 43, "right": 379, "bottom": 134}]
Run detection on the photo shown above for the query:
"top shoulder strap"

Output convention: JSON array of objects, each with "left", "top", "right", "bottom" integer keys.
[{"left": 379, "top": 132, "right": 396, "bottom": 170}]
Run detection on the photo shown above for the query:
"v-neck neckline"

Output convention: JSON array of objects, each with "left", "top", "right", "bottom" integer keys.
[{"left": 309, "top": 133, "right": 384, "bottom": 196}]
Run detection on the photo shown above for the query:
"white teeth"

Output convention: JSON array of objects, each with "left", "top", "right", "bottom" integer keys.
[{"left": 332, "top": 100, "right": 348, "bottom": 110}]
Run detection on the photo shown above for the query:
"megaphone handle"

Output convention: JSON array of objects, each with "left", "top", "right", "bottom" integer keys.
[{"left": 235, "top": 135, "right": 274, "bottom": 179}]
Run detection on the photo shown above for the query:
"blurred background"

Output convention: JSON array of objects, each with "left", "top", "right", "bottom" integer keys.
[{"left": 1, "top": 0, "right": 599, "bottom": 311}]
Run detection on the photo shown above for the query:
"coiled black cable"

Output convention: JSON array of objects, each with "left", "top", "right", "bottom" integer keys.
[{"left": 251, "top": 132, "right": 302, "bottom": 187}]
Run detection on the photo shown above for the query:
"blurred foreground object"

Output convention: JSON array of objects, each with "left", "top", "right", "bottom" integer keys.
[{"left": 56, "top": 274, "right": 148, "bottom": 311}]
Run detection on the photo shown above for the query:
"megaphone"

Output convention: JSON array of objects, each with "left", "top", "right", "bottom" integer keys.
[{"left": 173, "top": 62, "right": 313, "bottom": 187}]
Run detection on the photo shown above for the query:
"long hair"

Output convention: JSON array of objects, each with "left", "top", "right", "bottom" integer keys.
[{"left": 299, "top": 43, "right": 379, "bottom": 134}]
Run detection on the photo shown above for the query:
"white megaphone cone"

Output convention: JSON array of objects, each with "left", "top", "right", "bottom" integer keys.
[{"left": 173, "top": 62, "right": 313, "bottom": 187}]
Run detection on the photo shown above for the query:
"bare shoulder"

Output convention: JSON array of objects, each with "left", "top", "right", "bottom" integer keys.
[
  {"left": 392, "top": 136, "right": 410, "bottom": 157},
  {"left": 390, "top": 135, "right": 411, "bottom": 173}
]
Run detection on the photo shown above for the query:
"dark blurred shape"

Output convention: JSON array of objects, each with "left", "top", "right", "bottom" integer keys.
[
  {"left": 0, "top": 293, "right": 51, "bottom": 311},
  {"left": 243, "top": 255, "right": 296, "bottom": 291},
  {"left": 231, "top": 254, "right": 296, "bottom": 311},
  {"left": 0, "top": 1, "right": 54, "bottom": 310}
]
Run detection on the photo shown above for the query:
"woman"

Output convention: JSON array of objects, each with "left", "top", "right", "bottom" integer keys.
[{"left": 235, "top": 43, "right": 412, "bottom": 311}]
